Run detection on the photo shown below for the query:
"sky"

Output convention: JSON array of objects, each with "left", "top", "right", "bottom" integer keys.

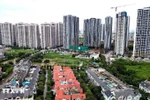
[{"left": 0, "top": 0, "right": 149, "bottom": 31}]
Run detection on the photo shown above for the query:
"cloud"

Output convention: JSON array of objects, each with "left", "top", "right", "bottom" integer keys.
[{"left": 0, "top": 0, "right": 149, "bottom": 31}]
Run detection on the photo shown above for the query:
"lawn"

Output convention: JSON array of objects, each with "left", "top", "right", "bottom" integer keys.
[
  {"left": 126, "top": 62, "right": 150, "bottom": 79},
  {"left": 43, "top": 52, "right": 89, "bottom": 67},
  {"left": 5, "top": 48, "right": 37, "bottom": 56}
]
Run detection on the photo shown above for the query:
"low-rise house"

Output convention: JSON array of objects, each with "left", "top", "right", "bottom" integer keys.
[
  {"left": 86, "top": 68, "right": 141, "bottom": 100},
  {"left": 139, "top": 80, "right": 150, "bottom": 93},
  {"left": 75, "top": 54, "right": 89, "bottom": 59},
  {"left": 0, "top": 61, "right": 40, "bottom": 100},
  {"left": 53, "top": 66, "right": 86, "bottom": 100},
  {"left": 90, "top": 53, "right": 99, "bottom": 59}
]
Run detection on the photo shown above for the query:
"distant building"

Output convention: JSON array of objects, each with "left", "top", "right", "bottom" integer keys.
[
  {"left": 1, "top": 22, "right": 14, "bottom": 46},
  {"left": 14, "top": 23, "right": 29, "bottom": 47},
  {"left": 139, "top": 80, "right": 150, "bottom": 93},
  {"left": 101, "top": 24, "right": 105, "bottom": 41},
  {"left": 129, "top": 31, "right": 134, "bottom": 41},
  {"left": 84, "top": 18, "right": 102, "bottom": 47},
  {"left": 28, "top": 23, "right": 41, "bottom": 49},
  {"left": 63, "top": 15, "right": 79, "bottom": 49},
  {"left": 0, "top": 45, "right": 4, "bottom": 58},
  {"left": 104, "top": 16, "right": 113, "bottom": 49},
  {"left": 134, "top": 7, "right": 150, "bottom": 57},
  {"left": 115, "top": 11, "right": 130, "bottom": 55},
  {"left": 41, "top": 23, "right": 63, "bottom": 49}
]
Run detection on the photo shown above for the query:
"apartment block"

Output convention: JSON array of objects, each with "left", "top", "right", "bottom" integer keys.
[
  {"left": 0, "top": 22, "right": 14, "bottom": 46},
  {"left": 56, "top": 23, "right": 63, "bottom": 47},
  {"left": 86, "top": 68, "right": 141, "bottom": 100},
  {"left": 115, "top": 11, "right": 130, "bottom": 55},
  {"left": 28, "top": 24, "right": 41, "bottom": 49},
  {"left": 134, "top": 7, "right": 150, "bottom": 57},
  {"left": 63, "top": 15, "right": 79, "bottom": 49},
  {"left": 14, "top": 23, "right": 29, "bottom": 47},
  {"left": 101, "top": 24, "right": 105, "bottom": 41},
  {"left": 84, "top": 18, "right": 102, "bottom": 47},
  {"left": 104, "top": 16, "right": 113, "bottom": 49},
  {"left": 41, "top": 23, "right": 63, "bottom": 49},
  {"left": 53, "top": 66, "right": 86, "bottom": 100}
]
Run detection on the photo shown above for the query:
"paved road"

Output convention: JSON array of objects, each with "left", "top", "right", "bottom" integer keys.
[
  {"left": 0, "top": 51, "right": 40, "bottom": 89},
  {"left": 44, "top": 70, "right": 48, "bottom": 100}
]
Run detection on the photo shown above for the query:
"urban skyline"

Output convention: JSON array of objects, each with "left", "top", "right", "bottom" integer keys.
[
  {"left": 0, "top": 1, "right": 150, "bottom": 99},
  {"left": 0, "top": 0, "right": 150, "bottom": 31}
]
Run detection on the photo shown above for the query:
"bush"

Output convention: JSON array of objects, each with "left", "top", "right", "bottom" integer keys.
[
  {"left": 8, "top": 61, "right": 14, "bottom": 65},
  {"left": 44, "top": 59, "right": 50, "bottom": 63}
]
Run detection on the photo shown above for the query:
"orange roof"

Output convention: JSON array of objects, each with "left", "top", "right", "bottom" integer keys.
[
  {"left": 53, "top": 66, "right": 86, "bottom": 100},
  {"left": 72, "top": 94, "right": 86, "bottom": 99},
  {"left": 55, "top": 95, "right": 70, "bottom": 100}
]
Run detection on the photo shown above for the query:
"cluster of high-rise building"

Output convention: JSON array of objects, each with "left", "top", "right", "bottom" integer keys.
[
  {"left": 1, "top": 6, "right": 150, "bottom": 57},
  {"left": 0, "top": 22, "right": 63, "bottom": 49},
  {"left": 83, "top": 17, "right": 113, "bottom": 49}
]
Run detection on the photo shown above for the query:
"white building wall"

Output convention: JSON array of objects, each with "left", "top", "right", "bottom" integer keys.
[{"left": 115, "top": 12, "right": 130, "bottom": 55}]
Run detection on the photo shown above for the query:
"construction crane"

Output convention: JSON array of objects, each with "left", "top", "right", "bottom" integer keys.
[{"left": 111, "top": 3, "right": 136, "bottom": 12}]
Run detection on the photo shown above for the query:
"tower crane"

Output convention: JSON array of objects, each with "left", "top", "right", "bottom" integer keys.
[{"left": 111, "top": 3, "right": 136, "bottom": 12}]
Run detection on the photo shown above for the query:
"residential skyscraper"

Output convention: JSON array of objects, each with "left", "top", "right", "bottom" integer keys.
[
  {"left": 84, "top": 18, "right": 102, "bottom": 47},
  {"left": 15, "top": 23, "right": 29, "bottom": 47},
  {"left": 55, "top": 23, "right": 63, "bottom": 47},
  {"left": 1, "top": 22, "right": 14, "bottom": 46},
  {"left": 41, "top": 23, "right": 63, "bottom": 49},
  {"left": 115, "top": 11, "right": 130, "bottom": 55},
  {"left": 63, "top": 15, "right": 79, "bottom": 49},
  {"left": 41, "top": 23, "right": 51, "bottom": 49},
  {"left": 104, "top": 16, "right": 113, "bottom": 49},
  {"left": 101, "top": 24, "right": 105, "bottom": 41},
  {"left": 28, "top": 24, "right": 41, "bottom": 49},
  {"left": 134, "top": 7, "right": 150, "bottom": 57}
]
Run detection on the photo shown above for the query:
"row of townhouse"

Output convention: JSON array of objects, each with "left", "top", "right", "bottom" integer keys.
[
  {"left": 86, "top": 68, "right": 141, "bottom": 100},
  {"left": 53, "top": 66, "right": 86, "bottom": 100}
]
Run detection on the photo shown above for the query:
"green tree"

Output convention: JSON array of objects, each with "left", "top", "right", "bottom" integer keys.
[
  {"left": 18, "top": 52, "right": 25, "bottom": 57},
  {"left": 44, "top": 59, "right": 50, "bottom": 63}
]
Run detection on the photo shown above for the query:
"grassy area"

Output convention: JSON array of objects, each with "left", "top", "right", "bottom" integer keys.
[
  {"left": 2, "top": 58, "right": 18, "bottom": 64},
  {"left": 43, "top": 52, "right": 89, "bottom": 67},
  {"left": 5, "top": 48, "right": 37, "bottom": 56},
  {"left": 126, "top": 62, "right": 150, "bottom": 79}
]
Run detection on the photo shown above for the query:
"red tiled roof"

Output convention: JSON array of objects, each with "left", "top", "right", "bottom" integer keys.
[
  {"left": 72, "top": 94, "right": 86, "bottom": 99},
  {"left": 53, "top": 66, "right": 86, "bottom": 100}
]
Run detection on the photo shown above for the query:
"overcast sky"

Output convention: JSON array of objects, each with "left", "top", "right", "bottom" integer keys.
[{"left": 0, "top": 0, "right": 149, "bottom": 31}]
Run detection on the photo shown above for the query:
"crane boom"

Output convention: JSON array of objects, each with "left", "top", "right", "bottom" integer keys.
[{"left": 111, "top": 3, "right": 136, "bottom": 12}]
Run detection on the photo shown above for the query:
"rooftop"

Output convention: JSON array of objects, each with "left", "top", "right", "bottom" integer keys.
[
  {"left": 86, "top": 68, "right": 141, "bottom": 99},
  {"left": 53, "top": 66, "right": 86, "bottom": 100},
  {"left": 0, "top": 61, "right": 40, "bottom": 99}
]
